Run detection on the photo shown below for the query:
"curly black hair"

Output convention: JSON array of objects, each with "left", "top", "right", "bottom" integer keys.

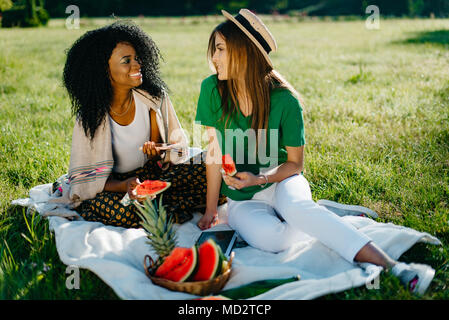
[{"left": 63, "top": 20, "right": 168, "bottom": 139}]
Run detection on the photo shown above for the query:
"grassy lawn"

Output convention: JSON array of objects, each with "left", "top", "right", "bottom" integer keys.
[{"left": 0, "top": 16, "right": 448, "bottom": 299}]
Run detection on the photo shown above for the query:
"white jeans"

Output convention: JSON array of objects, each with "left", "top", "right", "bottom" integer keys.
[{"left": 227, "top": 174, "right": 372, "bottom": 263}]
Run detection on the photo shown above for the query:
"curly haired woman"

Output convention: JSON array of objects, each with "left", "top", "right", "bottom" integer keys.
[{"left": 62, "top": 21, "right": 226, "bottom": 227}]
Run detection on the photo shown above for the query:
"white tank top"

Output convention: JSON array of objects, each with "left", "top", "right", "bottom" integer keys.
[{"left": 109, "top": 93, "right": 150, "bottom": 173}]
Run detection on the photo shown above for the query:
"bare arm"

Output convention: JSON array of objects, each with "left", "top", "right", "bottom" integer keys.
[
  {"left": 261, "top": 145, "right": 304, "bottom": 183},
  {"left": 197, "top": 127, "right": 223, "bottom": 230},
  {"left": 223, "top": 145, "right": 305, "bottom": 189},
  {"left": 103, "top": 176, "right": 141, "bottom": 199}
]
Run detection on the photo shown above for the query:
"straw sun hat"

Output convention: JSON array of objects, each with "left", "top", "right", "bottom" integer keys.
[{"left": 221, "top": 9, "right": 277, "bottom": 67}]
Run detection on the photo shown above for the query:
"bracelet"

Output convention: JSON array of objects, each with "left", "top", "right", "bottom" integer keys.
[{"left": 258, "top": 174, "right": 269, "bottom": 188}]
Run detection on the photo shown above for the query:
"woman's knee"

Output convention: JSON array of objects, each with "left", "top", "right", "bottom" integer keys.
[
  {"left": 274, "top": 175, "right": 313, "bottom": 215},
  {"left": 275, "top": 174, "right": 311, "bottom": 201},
  {"left": 227, "top": 202, "right": 295, "bottom": 253}
]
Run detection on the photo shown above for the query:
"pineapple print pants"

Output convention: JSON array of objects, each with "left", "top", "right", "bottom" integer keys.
[{"left": 76, "top": 151, "right": 227, "bottom": 228}]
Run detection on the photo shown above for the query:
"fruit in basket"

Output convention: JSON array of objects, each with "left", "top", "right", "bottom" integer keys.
[
  {"left": 136, "top": 197, "right": 201, "bottom": 283},
  {"left": 134, "top": 180, "right": 171, "bottom": 198},
  {"left": 222, "top": 154, "right": 237, "bottom": 176},
  {"left": 195, "top": 295, "right": 230, "bottom": 300},
  {"left": 154, "top": 246, "right": 198, "bottom": 282},
  {"left": 135, "top": 196, "right": 178, "bottom": 260},
  {"left": 137, "top": 197, "right": 232, "bottom": 287},
  {"left": 191, "top": 239, "right": 224, "bottom": 281}
]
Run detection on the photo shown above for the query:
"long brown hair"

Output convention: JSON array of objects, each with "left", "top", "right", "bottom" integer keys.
[{"left": 207, "top": 20, "right": 302, "bottom": 147}]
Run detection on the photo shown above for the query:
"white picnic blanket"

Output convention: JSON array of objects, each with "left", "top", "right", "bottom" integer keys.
[{"left": 12, "top": 182, "right": 441, "bottom": 300}]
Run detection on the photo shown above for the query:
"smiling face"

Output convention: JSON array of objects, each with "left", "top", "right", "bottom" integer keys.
[
  {"left": 108, "top": 42, "right": 142, "bottom": 91},
  {"left": 212, "top": 33, "right": 229, "bottom": 80}
]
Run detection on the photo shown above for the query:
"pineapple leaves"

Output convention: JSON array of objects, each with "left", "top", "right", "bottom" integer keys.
[{"left": 134, "top": 195, "right": 178, "bottom": 259}]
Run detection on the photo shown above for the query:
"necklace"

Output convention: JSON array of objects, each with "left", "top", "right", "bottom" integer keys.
[{"left": 110, "top": 92, "right": 133, "bottom": 117}]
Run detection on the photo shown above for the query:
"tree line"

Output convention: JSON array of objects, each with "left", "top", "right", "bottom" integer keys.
[
  {"left": 2, "top": 0, "right": 449, "bottom": 24},
  {"left": 42, "top": 0, "right": 449, "bottom": 17}
]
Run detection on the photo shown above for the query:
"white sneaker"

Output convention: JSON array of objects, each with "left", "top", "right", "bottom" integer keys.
[
  {"left": 317, "top": 199, "right": 379, "bottom": 219},
  {"left": 391, "top": 262, "right": 435, "bottom": 295}
]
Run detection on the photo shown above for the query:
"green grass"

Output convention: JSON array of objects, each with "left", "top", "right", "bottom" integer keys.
[{"left": 1, "top": 16, "right": 448, "bottom": 299}]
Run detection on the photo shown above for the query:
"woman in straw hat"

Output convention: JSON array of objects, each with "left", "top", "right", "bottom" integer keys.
[{"left": 194, "top": 9, "right": 435, "bottom": 294}]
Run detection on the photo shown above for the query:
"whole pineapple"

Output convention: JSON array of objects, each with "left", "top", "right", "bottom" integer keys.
[{"left": 135, "top": 196, "right": 178, "bottom": 267}]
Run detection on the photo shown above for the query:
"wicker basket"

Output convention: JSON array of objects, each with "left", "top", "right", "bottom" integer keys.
[{"left": 144, "top": 252, "right": 234, "bottom": 296}]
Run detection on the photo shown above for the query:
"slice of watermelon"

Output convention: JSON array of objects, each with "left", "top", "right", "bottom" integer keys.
[
  {"left": 192, "top": 239, "right": 223, "bottom": 281},
  {"left": 195, "top": 295, "right": 230, "bottom": 300},
  {"left": 154, "top": 246, "right": 198, "bottom": 282},
  {"left": 134, "top": 180, "right": 171, "bottom": 199},
  {"left": 222, "top": 154, "right": 237, "bottom": 176}
]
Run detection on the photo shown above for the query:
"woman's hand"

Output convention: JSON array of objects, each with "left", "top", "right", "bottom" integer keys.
[
  {"left": 221, "top": 146, "right": 305, "bottom": 190},
  {"left": 141, "top": 141, "right": 162, "bottom": 158},
  {"left": 222, "top": 171, "right": 262, "bottom": 190},
  {"left": 197, "top": 208, "right": 219, "bottom": 230},
  {"left": 126, "top": 177, "right": 141, "bottom": 200}
]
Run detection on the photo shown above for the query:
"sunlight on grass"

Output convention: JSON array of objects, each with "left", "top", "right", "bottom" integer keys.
[{"left": 0, "top": 16, "right": 448, "bottom": 299}]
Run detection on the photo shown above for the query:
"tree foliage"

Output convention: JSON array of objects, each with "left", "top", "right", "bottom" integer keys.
[
  {"left": 41, "top": 0, "right": 449, "bottom": 17},
  {"left": 0, "top": 0, "right": 13, "bottom": 12},
  {"left": 2, "top": 0, "right": 448, "bottom": 27},
  {"left": 1, "top": 0, "right": 49, "bottom": 27}
]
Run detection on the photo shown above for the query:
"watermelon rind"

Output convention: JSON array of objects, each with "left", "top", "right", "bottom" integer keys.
[
  {"left": 154, "top": 246, "right": 198, "bottom": 282},
  {"left": 225, "top": 167, "right": 237, "bottom": 177},
  {"left": 180, "top": 246, "right": 198, "bottom": 282},
  {"left": 222, "top": 154, "right": 237, "bottom": 177},
  {"left": 214, "top": 243, "right": 228, "bottom": 277},
  {"left": 135, "top": 180, "right": 171, "bottom": 199},
  {"left": 192, "top": 239, "right": 223, "bottom": 281},
  {"left": 195, "top": 295, "right": 231, "bottom": 300}
]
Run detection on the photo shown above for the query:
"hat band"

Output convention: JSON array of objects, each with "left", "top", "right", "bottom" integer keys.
[{"left": 234, "top": 14, "right": 272, "bottom": 54}]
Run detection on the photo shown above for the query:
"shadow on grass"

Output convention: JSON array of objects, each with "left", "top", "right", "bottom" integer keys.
[
  {"left": 395, "top": 29, "right": 449, "bottom": 47},
  {"left": 1, "top": 205, "right": 119, "bottom": 299}
]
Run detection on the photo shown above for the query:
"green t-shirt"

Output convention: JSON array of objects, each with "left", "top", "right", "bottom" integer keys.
[{"left": 195, "top": 75, "right": 305, "bottom": 201}]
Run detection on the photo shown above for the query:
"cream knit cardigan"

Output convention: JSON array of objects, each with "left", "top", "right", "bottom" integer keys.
[{"left": 65, "top": 89, "right": 188, "bottom": 208}]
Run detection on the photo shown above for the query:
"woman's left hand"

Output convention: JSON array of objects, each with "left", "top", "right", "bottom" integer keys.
[
  {"left": 141, "top": 141, "right": 162, "bottom": 158},
  {"left": 126, "top": 177, "right": 141, "bottom": 200},
  {"left": 222, "top": 171, "right": 260, "bottom": 190}
]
